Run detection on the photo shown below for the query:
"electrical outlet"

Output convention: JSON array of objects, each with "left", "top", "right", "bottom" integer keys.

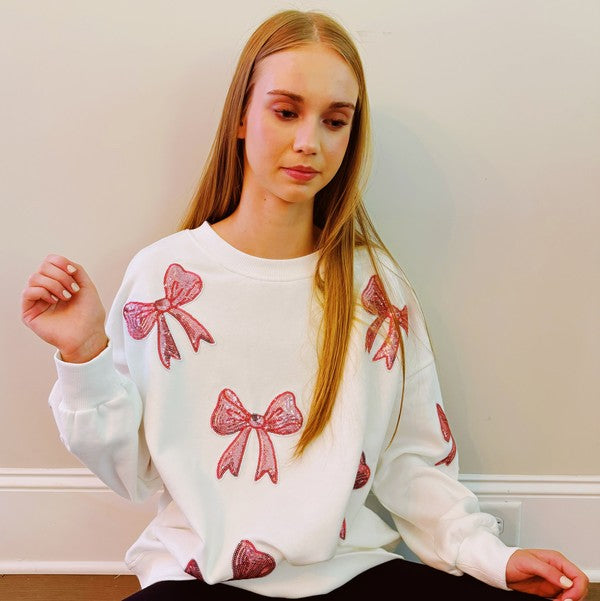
[
  {"left": 479, "top": 500, "right": 522, "bottom": 547},
  {"left": 494, "top": 515, "right": 504, "bottom": 534}
]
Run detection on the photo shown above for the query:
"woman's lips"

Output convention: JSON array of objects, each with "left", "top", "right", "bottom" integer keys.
[{"left": 282, "top": 167, "right": 319, "bottom": 182}]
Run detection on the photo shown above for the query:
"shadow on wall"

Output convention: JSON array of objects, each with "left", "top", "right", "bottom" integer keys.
[{"left": 366, "top": 107, "right": 510, "bottom": 473}]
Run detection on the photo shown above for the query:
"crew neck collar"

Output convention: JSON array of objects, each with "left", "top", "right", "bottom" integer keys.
[{"left": 187, "top": 221, "right": 320, "bottom": 281}]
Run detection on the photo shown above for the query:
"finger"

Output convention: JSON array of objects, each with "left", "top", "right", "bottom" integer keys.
[
  {"left": 529, "top": 550, "right": 589, "bottom": 584},
  {"left": 555, "top": 586, "right": 589, "bottom": 601},
  {"left": 43, "top": 255, "right": 100, "bottom": 297},
  {"left": 529, "top": 549, "right": 573, "bottom": 575},
  {"left": 554, "top": 576, "right": 589, "bottom": 601},
  {"left": 524, "top": 553, "right": 569, "bottom": 591},
  {"left": 28, "top": 272, "right": 76, "bottom": 302},
  {"left": 21, "top": 287, "right": 58, "bottom": 325},
  {"left": 43, "top": 254, "right": 91, "bottom": 285},
  {"left": 39, "top": 263, "right": 80, "bottom": 296},
  {"left": 529, "top": 550, "right": 589, "bottom": 601},
  {"left": 557, "top": 561, "right": 589, "bottom": 593},
  {"left": 22, "top": 285, "right": 60, "bottom": 306}
]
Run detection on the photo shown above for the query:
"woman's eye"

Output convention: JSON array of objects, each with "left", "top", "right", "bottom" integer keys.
[
  {"left": 324, "top": 118, "right": 348, "bottom": 129},
  {"left": 275, "top": 109, "right": 297, "bottom": 120}
]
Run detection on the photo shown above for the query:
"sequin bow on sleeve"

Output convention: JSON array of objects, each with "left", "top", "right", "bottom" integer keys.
[
  {"left": 361, "top": 274, "right": 408, "bottom": 370},
  {"left": 123, "top": 263, "right": 214, "bottom": 369},
  {"left": 211, "top": 388, "right": 303, "bottom": 484},
  {"left": 434, "top": 403, "right": 456, "bottom": 466}
]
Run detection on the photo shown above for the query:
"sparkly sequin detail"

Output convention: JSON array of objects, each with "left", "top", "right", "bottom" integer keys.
[
  {"left": 232, "top": 540, "right": 276, "bottom": 580},
  {"left": 185, "top": 558, "right": 203, "bottom": 581},
  {"left": 361, "top": 274, "right": 408, "bottom": 370},
  {"left": 123, "top": 263, "right": 214, "bottom": 369},
  {"left": 353, "top": 451, "right": 371, "bottom": 489},
  {"left": 340, "top": 519, "right": 346, "bottom": 540},
  {"left": 434, "top": 403, "right": 457, "bottom": 466},
  {"left": 211, "top": 388, "right": 303, "bottom": 484}
]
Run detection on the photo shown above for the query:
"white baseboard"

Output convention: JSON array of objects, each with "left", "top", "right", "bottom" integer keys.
[
  {"left": 1, "top": 469, "right": 598, "bottom": 581},
  {"left": 462, "top": 473, "right": 600, "bottom": 583},
  {"left": 0, "top": 468, "right": 159, "bottom": 578},
  {"left": 461, "top": 473, "right": 600, "bottom": 497}
]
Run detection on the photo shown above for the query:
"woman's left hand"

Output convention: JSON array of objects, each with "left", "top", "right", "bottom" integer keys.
[{"left": 506, "top": 548, "right": 589, "bottom": 600}]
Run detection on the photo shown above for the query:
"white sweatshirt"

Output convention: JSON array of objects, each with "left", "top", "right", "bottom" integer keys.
[{"left": 48, "top": 221, "right": 517, "bottom": 597}]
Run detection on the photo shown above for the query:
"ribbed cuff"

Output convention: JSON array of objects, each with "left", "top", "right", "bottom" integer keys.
[
  {"left": 53, "top": 341, "right": 125, "bottom": 411},
  {"left": 456, "top": 529, "right": 519, "bottom": 590}
]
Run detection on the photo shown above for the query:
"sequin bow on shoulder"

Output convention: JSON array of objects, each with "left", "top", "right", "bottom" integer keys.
[
  {"left": 123, "top": 263, "right": 214, "bottom": 369},
  {"left": 361, "top": 274, "right": 408, "bottom": 370}
]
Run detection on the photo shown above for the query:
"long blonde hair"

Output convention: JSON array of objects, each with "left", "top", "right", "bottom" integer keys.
[{"left": 178, "top": 9, "right": 406, "bottom": 455}]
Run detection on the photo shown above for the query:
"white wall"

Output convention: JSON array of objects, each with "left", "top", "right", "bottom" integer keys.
[{"left": 2, "top": 0, "right": 599, "bottom": 570}]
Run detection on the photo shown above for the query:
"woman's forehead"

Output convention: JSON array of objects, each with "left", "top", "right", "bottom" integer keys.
[{"left": 253, "top": 45, "right": 359, "bottom": 106}]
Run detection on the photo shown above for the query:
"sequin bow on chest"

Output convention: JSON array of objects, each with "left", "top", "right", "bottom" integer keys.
[{"left": 211, "top": 388, "right": 303, "bottom": 484}]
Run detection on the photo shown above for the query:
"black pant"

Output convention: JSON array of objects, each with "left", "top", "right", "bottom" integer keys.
[{"left": 122, "top": 558, "right": 543, "bottom": 600}]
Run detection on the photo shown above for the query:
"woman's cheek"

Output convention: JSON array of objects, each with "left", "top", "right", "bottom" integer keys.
[
  {"left": 245, "top": 120, "right": 279, "bottom": 171},
  {"left": 329, "top": 135, "right": 352, "bottom": 172}
]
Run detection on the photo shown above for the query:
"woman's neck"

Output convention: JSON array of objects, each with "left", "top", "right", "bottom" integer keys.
[{"left": 211, "top": 199, "right": 321, "bottom": 260}]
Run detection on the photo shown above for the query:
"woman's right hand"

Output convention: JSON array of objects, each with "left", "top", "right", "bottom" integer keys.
[{"left": 21, "top": 254, "right": 109, "bottom": 363}]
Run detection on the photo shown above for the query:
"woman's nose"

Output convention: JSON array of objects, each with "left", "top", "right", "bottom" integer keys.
[{"left": 292, "top": 118, "right": 320, "bottom": 154}]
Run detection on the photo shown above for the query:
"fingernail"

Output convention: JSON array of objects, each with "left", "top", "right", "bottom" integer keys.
[
  {"left": 71, "top": 282, "right": 80, "bottom": 292},
  {"left": 50, "top": 294, "right": 59, "bottom": 302},
  {"left": 67, "top": 265, "right": 77, "bottom": 273},
  {"left": 62, "top": 290, "right": 72, "bottom": 299},
  {"left": 560, "top": 576, "right": 573, "bottom": 588},
  {"left": 565, "top": 598, "right": 573, "bottom": 601}
]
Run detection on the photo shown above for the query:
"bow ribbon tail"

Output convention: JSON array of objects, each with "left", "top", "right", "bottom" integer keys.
[
  {"left": 169, "top": 306, "right": 214, "bottom": 351},
  {"left": 435, "top": 404, "right": 457, "bottom": 466},
  {"left": 156, "top": 313, "right": 180, "bottom": 369},
  {"left": 373, "top": 317, "right": 400, "bottom": 370},
  {"left": 436, "top": 404, "right": 451, "bottom": 442},
  {"left": 365, "top": 315, "right": 385, "bottom": 353},
  {"left": 216, "top": 427, "right": 252, "bottom": 478},
  {"left": 254, "top": 428, "right": 278, "bottom": 483},
  {"left": 435, "top": 437, "right": 457, "bottom": 466}
]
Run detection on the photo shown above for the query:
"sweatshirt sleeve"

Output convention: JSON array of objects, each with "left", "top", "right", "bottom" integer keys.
[
  {"left": 48, "top": 257, "right": 163, "bottom": 503},
  {"left": 370, "top": 270, "right": 518, "bottom": 589}
]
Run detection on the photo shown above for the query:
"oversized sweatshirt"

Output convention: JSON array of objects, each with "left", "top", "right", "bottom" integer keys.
[{"left": 48, "top": 221, "right": 517, "bottom": 597}]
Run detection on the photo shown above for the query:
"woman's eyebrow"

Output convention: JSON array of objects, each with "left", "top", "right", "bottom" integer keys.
[{"left": 267, "top": 89, "right": 355, "bottom": 110}]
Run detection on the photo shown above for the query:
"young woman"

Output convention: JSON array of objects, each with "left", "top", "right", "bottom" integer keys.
[{"left": 21, "top": 9, "right": 588, "bottom": 601}]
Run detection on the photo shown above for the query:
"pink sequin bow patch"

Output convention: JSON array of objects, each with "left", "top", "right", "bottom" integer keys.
[
  {"left": 123, "top": 263, "right": 214, "bottom": 369},
  {"left": 353, "top": 451, "right": 371, "bottom": 489},
  {"left": 211, "top": 388, "right": 303, "bottom": 484},
  {"left": 361, "top": 275, "right": 408, "bottom": 370},
  {"left": 434, "top": 403, "right": 456, "bottom": 466},
  {"left": 232, "top": 540, "right": 276, "bottom": 579}
]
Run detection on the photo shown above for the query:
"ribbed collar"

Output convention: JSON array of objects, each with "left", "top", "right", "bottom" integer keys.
[{"left": 187, "top": 221, "right": 320, "bottom": 281}]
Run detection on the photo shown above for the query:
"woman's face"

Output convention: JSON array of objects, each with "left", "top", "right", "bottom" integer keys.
[{"left": 238, "top": 43, "right": 359, "bottom": 207}]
